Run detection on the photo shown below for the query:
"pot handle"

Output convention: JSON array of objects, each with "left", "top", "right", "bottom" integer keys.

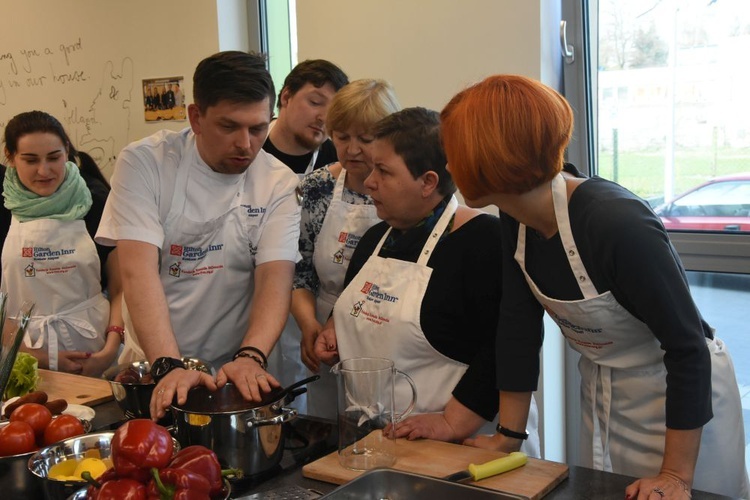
[{"left": 245, "top": 407, "right": 298, "bottom": 428}]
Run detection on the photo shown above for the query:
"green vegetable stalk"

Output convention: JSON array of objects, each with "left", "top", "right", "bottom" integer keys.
[{"left": 0, "top": 301, "right": 35, "bottom": 401}]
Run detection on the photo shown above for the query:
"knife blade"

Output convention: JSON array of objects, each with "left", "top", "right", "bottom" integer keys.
[{"left": 443, "top": 451, "right": 528, "bottom": 483}]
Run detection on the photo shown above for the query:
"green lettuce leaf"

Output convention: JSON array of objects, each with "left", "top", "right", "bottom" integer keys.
[{"left": 3, "top": 352, "right": 40, "bottom": 400}]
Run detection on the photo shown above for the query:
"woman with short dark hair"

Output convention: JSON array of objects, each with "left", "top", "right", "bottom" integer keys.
[{"left": 314, "top": 107, "right": 540, "bottom": 455}]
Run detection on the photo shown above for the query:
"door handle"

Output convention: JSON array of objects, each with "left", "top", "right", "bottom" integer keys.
[
  {"left": 724, "top": 225, "right": 740, "bottom": 231},
  {"left": 560, "top": 20, "right": 575, "bottom": 64}
]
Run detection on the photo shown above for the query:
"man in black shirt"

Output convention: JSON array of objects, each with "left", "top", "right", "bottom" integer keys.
[{"left": 263, "top": 59, "right": 348, "bottom": 176}]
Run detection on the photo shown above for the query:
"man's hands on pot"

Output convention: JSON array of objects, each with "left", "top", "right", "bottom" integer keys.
[
  {"left": 217, "top": 355, "right": 281, "bottom": 401},
  {"left": 149, "top": 355, "right": 283, "bottom": 420},
  {"left": 150, "top": 368, "right": 216, "bottom": 420}
]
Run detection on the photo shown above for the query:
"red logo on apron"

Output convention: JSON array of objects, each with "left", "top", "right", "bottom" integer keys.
[
  {"left": 360, "top": 282, "right": 373, "bottom": 294},
  {"left": 338, "top": 231, "right": 348, "bottom": 243},
  {"left": 170, "top": 245, "right": 183, "bottom": 256},
  {"left": 22, "top": 247, "right": 33, "bottom": 257}
]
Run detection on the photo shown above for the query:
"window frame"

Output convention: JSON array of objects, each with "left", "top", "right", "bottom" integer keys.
[{"left": 561, "top": 0, "right": 750, "bottom": 275}]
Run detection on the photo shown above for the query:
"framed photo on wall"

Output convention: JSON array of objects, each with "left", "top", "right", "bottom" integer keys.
[{"left": 143, "top": 76, "right": 185, "bottom": 122}]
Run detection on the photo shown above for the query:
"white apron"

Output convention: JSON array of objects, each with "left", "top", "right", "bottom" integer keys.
[
  {"left": 514, "top": 173, "right": 749, "bottom": 498},
  {"left": 119, "top": 143, "right": 257, "bottom": 369},
  {"left": 333, "top": 197, "right": 540, "bottom": 455},
  {"left": 305, "top": 169, "right": 380, "bottom": 419},
  {"left": 1, "top": 217, "right": 109, "bottom": 371}
]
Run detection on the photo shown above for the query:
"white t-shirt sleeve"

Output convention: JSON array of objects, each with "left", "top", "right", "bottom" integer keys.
[
  {"left": 253, "top": 156, "right": 302, "bottom": 266},
  {"left": 95, "top": 143, "right": 166, "bottom": 248}
]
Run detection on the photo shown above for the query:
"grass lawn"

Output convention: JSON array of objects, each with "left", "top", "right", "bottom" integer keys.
[{"left": 596, "top": 148, "right": 750, "bottom": 201}]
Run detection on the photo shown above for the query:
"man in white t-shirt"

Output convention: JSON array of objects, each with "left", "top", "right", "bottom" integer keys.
[{"left": 96, "top": 51, "right": 301, "bottom": 420}]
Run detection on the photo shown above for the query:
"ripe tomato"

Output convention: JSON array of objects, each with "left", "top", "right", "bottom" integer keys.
[
  {"left": 43, "top": 414, "right": 85, "bottom": 446},
  {"left": 0, "top": 420, "right": 36, "bottom": 456},
  {"left": 10, "top": 403, "right": 52, "bottom": 438}
]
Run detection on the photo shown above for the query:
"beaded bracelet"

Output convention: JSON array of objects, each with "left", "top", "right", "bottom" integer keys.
[
  {"left": 234, "top": 352, "right": 266, "bottom": 369},
  {"left": 232, "top": 346, "right": 268, "bottom": 369},
  {"left": 106, "top": 325, "right": 125, "bottom": 344}
]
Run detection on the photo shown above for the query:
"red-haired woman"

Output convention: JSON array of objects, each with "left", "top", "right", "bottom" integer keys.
[{"left": 440, "top": 75, "right": 748, "bottom": 499}]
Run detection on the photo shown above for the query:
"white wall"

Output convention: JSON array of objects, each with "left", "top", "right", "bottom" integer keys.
[
  {"left": 217, "top": 0, "right": 250, "bottom": 52},
  {"left": 296, "top": 0, "right": 552, "bottom": 111},
  {"left": 0, "top": 0, "right": 220, "bottom": 177}
]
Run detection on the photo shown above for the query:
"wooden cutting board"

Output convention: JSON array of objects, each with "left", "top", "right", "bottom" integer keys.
[
  {"left": 36, "top": 369, "right": 114, "bottom": 406},
  {"left": 303, "top": 438, "right": 568, "bottom": 500}
]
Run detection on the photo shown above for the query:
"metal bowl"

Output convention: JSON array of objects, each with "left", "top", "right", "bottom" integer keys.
[
  {"left": 0, "top": 417, "right": 93, "bottom": 498},
  {"left": 28, "top": 430, "right": 181, "bottom": 500},
  {"left": 102, "top": 358, "right": 213, "bottom": 419},
  {"left": 0, "top": 447, "right": 43, "bottom": 497}
]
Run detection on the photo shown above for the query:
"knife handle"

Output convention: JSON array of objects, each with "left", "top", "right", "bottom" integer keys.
[{"left": 469, "top": 452, "right": 528, "bottom": 481}]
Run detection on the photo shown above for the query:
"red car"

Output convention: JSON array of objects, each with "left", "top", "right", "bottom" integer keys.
[{"left": 654, "top": 173, "right": 750, "bottom": 232}]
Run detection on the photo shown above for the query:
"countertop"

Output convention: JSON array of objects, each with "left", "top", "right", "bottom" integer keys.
[
  {"left": 2, "top": 399, "right": 737, "bottom": 500},
  {"left": 91, "top": 401, "right": 735, "bottom": 500}
]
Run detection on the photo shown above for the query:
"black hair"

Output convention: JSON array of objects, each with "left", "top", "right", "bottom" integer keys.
[
  {"left": 193, "top": 51, "right": 276, "bottom": 113},
  {"left": 4, "top": 110, "right": 109, "bottom": 189},
  {"left": 278, "top": 59, "right": 349, "bottom": 110},
  {"left": 371, "top": 107, "right": 456, "bottom": 196},
  {"left": 4, "top": 110, "right": 71, "bottom": 157}
]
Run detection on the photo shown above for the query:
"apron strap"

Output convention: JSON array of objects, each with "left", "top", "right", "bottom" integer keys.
[
  {"left": 373, "top": 196, "right": 459, "bottom": 257},
  {"left": 417, "top": 196, "right": 458, "bottom": 266},
  {"left": 332, "top": 168, "right": 347, "bottom": 199},
  {"left": 590, "top": 362, "right": 614, "bottom": 472},
  {"left": 165, "top": 134, "right": 247, "bottom": 223},
  {"left": 303, "top": 148, "right": 319, "bottom": 177},
  {"left": 24, "top": 294, "right": 105, "bottom": 371},
  {"left": 550, "top": 174, "right": 599, "bottom": 298}
]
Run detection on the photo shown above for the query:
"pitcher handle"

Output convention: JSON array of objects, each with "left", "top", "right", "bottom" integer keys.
[{"left": 394, "top": 369, "right": 417, "bottom": 423}]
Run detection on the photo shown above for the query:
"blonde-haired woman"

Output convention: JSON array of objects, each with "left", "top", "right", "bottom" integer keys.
[{"left": 291, "top": 79, "right": 400, "bottom": 418}]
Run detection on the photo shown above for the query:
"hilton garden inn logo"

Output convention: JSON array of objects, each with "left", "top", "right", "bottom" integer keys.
[
  {"left": 240, "top": 204, "right": 266, "bottom": 218},
  {"left": 359, "top": 281, "right": 399, "bottom": 304}
]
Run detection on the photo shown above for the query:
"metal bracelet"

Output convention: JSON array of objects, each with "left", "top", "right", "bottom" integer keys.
[{"left": 672, "top": 478, "right": 692, "bottom": 499}]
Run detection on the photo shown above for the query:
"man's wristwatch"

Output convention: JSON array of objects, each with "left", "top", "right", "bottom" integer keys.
[{"left": 151, "top": 357, "right": 186, "bottom": 382}]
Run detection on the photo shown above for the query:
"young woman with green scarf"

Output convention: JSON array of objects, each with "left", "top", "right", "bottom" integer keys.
[{"left": 1, "top": 111, "right": 124, "bottom": 377}]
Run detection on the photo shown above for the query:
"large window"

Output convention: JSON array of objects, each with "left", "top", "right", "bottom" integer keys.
[{"left": 562, "top": 0, "right": 750, "bottom": 471}]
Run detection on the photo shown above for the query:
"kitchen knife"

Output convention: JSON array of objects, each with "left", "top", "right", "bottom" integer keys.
[{"left": 443, "top": 451, "right": 528, "bottom": 483}]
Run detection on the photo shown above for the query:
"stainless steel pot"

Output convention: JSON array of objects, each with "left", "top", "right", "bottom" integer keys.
[{"left": 170, "top": 375, "right": 318, "bottom": 477}]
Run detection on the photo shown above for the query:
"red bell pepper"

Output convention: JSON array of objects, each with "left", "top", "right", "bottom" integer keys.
[
  {"left": 168, "top": 445, "right": 228, "bottom": 496},
  {"left": 96, "top": 479, "right": 148, "bottom": 500},
  {"left": 111, "top": 419, "right": 174, "bottom": 482},
  {"left": 148, "top": 467, "right": 211, "bottom": 500},
  {"left": 84, "top": 469, "right": 147, "bottom": 500}
]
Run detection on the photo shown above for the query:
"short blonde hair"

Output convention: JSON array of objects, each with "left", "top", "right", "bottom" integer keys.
[
  {"left": 440, "top": 74, "right": 573, "bottom": 198},
  {"left": 326, "top": 79, "right": 400, "bottom": 135}
]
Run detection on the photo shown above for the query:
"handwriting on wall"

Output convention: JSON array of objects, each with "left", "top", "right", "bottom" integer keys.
[{"left": 0, "top": 36, "right": 133, "bottom": 172}]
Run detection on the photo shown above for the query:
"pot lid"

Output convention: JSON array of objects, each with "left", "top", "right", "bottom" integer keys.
[{"left": 171, "top": 375, "right": 319, "bottom": 413}]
